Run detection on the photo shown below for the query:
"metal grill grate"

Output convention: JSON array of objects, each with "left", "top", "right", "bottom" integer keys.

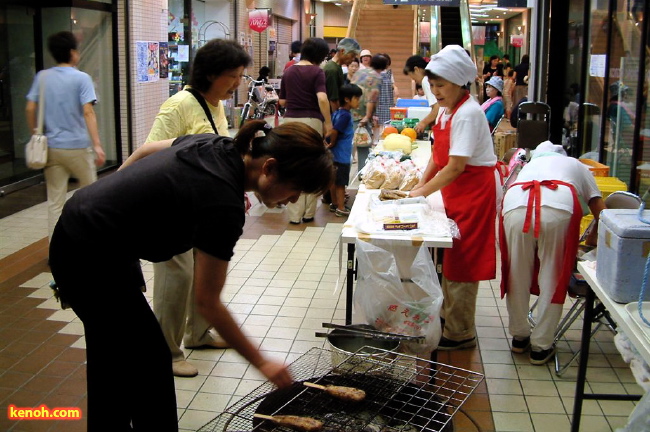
[{"left": 199, "top": 347, "right": 484, "bottom": 432}]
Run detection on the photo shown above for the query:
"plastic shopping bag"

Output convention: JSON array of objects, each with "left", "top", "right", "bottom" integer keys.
[
  {"left": 353, "top": 239, "right": 443, "bottom": 354},
  {"left": 353, "top": 124, "right": 373, "bottom": 148}
]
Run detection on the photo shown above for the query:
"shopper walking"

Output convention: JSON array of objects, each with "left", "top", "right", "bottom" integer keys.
[
  {"left": 25, "top": 31, "right": 105, "bottom": 240},
  {"left": 279, "top": 37, "right": 332, "bottom": 224}
]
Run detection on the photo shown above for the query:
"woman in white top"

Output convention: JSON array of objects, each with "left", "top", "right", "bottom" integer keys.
[{"left": 410, "top": 45, "right": 498, "bottom": 351}]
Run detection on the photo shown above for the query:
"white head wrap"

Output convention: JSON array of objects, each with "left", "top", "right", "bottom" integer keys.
[
  {"left": 531, "top": 140, "right": 567, "bottom": 159},
  {"left": 425, "top": 45, "right": 476, "bottom": 87}
]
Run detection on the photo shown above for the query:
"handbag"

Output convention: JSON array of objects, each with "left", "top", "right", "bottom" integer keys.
[{"left": 26, "top": 73, "right": 48, "bottom": 170}]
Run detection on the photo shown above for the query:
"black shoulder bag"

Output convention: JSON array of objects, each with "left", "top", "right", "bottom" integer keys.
[{"left": 185, "top": 87, "right": 218, "bottom": 134}]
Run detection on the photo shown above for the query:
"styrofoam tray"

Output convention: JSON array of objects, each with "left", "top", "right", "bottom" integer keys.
[{"left": 624, "top": 302, "right": 650, "bottom": 342}]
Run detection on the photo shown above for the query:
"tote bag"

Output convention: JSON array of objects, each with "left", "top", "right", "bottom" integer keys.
[{"left": 26, "top": 73, "right": 48, "bottom": 170}]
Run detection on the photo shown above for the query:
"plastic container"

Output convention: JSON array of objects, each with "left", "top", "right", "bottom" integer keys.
[
  {"left": 395, "top": 98, "right": 429, "bottom": 107},
  {"left": 595, "top": 176, "right": 628, "bottom": 199},
  {"left": 581, "top": 159, "right": 610, "bottom": 177},
  {"left": 596, "top": 209, "right": 650, "bottom": 303},
  {"left": 390, "top": 107, "right": 408, "bottom": 121}
]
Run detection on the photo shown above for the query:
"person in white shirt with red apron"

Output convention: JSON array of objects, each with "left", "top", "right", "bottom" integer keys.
[
  {"left": 500, "top": 141, "right": 605, "bottom": 364},
  {"left": 410, "top": 45, "right": 499, "bottom": 350}
]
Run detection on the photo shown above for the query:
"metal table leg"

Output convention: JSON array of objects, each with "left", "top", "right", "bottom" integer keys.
[
  {"left": 345, "top": 243, "right": 355, "bottom": 325},
  {"left": 570, "top": 285, "right": 594, "bottom": 432}
]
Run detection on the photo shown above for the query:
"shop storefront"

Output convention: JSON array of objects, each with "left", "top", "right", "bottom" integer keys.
[
  {"left": 0, "top": 1, "right": 118, "bottom": 194},
  {"left": 550, "top": 0, "right": 648, "bottom": 199}
]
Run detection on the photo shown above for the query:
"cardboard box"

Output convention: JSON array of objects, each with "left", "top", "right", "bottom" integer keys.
[
  {"left": 494, "top": 132, "right": 517, "bottom": 160},
  {"left": 596, "top": 209, "right": 650, "bottom": 303}
]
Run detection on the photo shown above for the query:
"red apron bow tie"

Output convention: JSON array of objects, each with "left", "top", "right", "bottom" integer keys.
[{"left": 519, "top": 180, "right": 559, "bottom": 238}]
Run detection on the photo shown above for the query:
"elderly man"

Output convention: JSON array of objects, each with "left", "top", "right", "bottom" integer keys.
[
  {"left": 500, "top": 141, "right": 606, "bottom": 365},
  {"left": 322, "top": 38, "right": 361, "bottom": 113}
]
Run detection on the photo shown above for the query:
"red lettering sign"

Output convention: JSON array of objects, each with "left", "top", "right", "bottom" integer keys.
[{"left": 249, "top": 9, "right": 270, "bottom": 33}]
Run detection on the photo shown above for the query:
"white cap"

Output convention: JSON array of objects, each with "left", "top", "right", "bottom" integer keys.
[
  {"left": 359, "top": 49, "right": 372, "bottom": 58},
  {"left": 532, "top": 140, "right": 567, "bottom": 159},
  {"left": 425, "top": 45, "right": 476, "bottom": 87}
]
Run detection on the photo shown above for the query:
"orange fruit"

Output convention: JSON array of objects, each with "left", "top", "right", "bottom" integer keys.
[
  {"left": 401, "top": 127, "right": 417, "bottom": 142},
  {"left": 382, "top": 126, "right": 399, "bottom": 139}
]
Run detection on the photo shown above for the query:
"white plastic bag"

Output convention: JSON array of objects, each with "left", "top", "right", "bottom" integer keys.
[
  {"left": 353, "top": 240, "right": 443, "bottom": 354},
  {"left": 353, "top": 124, "right": 373, "bottom": 148}
]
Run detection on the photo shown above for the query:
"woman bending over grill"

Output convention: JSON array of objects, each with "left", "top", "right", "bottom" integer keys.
[{"left": 49, "top": 120, "right": 334, "bottom": 431}]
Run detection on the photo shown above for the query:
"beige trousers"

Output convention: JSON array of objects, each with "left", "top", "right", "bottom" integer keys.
[
  {"left": 441, "top": 278, "right": 479, "bottom": 341},
  {"left": 503, "top": 207, "right": 568, "bottom": 350},
  {"left": 153, "top": 249, "right": 215, "bottom": 362},
  {"left": 44, "top": 147, "right": 97, "bottom": 240},
  {"left": 283, "top": 117, "right": 323, "bottom": 223}
]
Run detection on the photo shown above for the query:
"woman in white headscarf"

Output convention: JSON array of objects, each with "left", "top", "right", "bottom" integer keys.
[{"left": 409, "top": 45, "right": 499, "bottom": 351}]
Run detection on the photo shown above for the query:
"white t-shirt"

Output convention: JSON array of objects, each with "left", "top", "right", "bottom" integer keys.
[
  {"left": 436, "top": 96, "right": 496, "bottom": 167},
  {"left": 502, "top": 155, "right": 601, "bottom": 215},
  {"left": 421, "top": 76, "right": 437, "bottom": 107}
]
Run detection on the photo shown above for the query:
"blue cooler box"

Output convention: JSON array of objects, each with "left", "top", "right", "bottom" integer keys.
[{"left": 596, "top": 209, "right": 650, "bottom": 303}]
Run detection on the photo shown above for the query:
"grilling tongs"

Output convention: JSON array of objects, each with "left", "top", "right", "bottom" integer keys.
[{"left": 316, "top": 322, "right": 427, "bottom": 344}]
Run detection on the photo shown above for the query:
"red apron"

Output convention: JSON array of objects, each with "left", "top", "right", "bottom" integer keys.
[
  {"left": 499, "top": 179, "right": 583, "bottom": 304},
  {"left": 433, "top": 93, "right": 497, "bottom": 282}
]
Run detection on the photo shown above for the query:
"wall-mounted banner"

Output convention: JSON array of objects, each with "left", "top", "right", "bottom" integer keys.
[
  {"left": 383, "top": 0, "right": 460, "bottom": 5},
  {"left": 249, "top": 8, "right": 271, "bottom": 33},
  {"left": 498, "top": 0, "right": 527, "bottom": 6}
]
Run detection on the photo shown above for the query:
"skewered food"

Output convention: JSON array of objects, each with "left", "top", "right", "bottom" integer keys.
[
  {"left": 253, "top": 413, "right": 323, "bottom": 432},
  {"left": 304, "top": 382, "right": 367, "bottom": 402}
]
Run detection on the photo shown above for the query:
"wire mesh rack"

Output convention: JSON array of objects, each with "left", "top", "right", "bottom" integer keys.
[{"left": 199, "top": 347, "right": 484, "bottom": 432}]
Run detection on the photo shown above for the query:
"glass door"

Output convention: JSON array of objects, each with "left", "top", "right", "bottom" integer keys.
[{"left": 0, "top": 5, "right": 36, "bottom": 186}]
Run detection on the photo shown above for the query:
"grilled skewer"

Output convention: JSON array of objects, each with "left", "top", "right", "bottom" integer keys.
[
  {"left": 253, "top": 414, "right": 323, "bottom": 432},
  {"left": 303, "top": 382, "right": 366, "bottom": 402}
]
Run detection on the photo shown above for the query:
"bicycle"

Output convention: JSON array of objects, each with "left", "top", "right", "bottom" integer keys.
[{"left": 240, "top": 75, "right": 281, "bottom": 125}]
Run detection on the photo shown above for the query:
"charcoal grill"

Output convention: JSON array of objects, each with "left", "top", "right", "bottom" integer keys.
[{"left": 198, "top": 347, "right": 483, "bottom": 432}]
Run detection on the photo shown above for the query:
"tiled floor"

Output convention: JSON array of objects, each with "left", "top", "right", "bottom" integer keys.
[{"left": 0, "top": 180, "right": 643, "bottom": 432}]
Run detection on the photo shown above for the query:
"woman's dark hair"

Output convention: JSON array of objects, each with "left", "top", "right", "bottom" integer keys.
[
  {"left": 189, "top": 39, "right": 251, "bottom": 93},
  {"left": 48, "top": 31, "right": 77, "bottom": 64},
  {"left": 233, "top": 120, "right": 334, "bottom": 195},
  {"left": 370, "top": 55, "right": 388, "bottom": 71},
  {"left": 339, "top": 84, "right": 363, "bottom": 102},
  {"left": 378, "top": 53, "right": 391, "bottom": 67},
  {"left": 300, "top": 38, "right": 329, "bottom": 65},
  {"left": 403, "top": 55, "right": 427, "bottom": 75},
  {"left": 489, "top": 55, "right": 499, "bottom": 62},
  {"left": 520, "top": 55, "right": 530, "bottom": 64},
  {"left": 258, "top": 66, "right": 270, "bottom": 77}
]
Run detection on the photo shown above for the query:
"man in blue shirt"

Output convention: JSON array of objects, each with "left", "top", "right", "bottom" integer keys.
[
  {"left": 326, "top": 84, "right": 362, "bottom": 216},
  {"left": 26, "top": 31, "right": 105, "bottom": 239}
]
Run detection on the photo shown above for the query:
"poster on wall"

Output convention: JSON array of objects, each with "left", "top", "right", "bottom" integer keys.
[
  {"left": 136, "top": 41, "right": 148, "bottom": 83},
  {"left": 148, "top": 42, "right": 160, "bottom": 82},
  {"left": 177, "top": 45, "right": 189, "bottom": 62},
  {"left": 136, "top": 41, "right": 161, "bottom": 83},
  {"left": 159, "top": 42, "right": 169, "bottom": 79}
]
